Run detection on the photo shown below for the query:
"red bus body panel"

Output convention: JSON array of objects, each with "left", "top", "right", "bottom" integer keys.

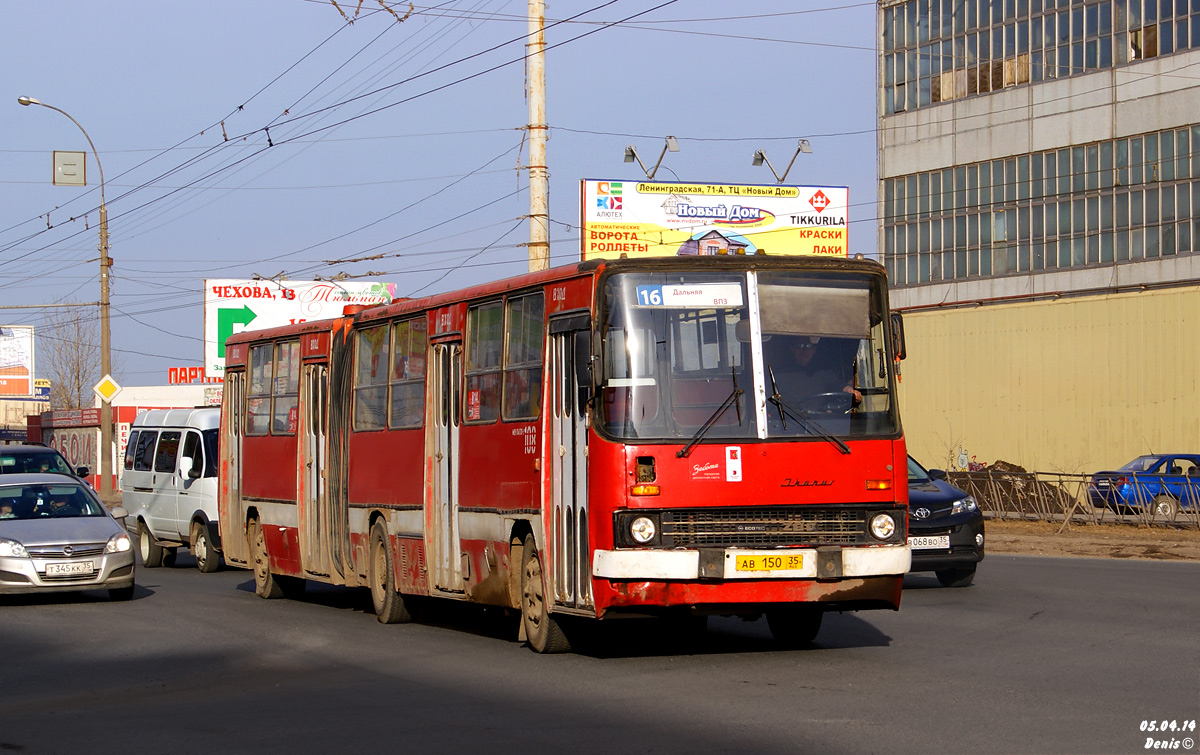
[{"left": 218, "top": 257, "right": 908, "bottom": 628}]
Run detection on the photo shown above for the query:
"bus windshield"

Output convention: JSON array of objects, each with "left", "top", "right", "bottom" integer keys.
[{"left": 598, "top": 269, "right": 899, "bottom": 442}]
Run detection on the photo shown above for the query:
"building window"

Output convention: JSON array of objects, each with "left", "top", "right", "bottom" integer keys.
[
  {"left": 884, "top": 125, "right": 1200, "bottom": 286},
  {"left": 882, "top": 0, "right": 1194, "bottom": 114}
]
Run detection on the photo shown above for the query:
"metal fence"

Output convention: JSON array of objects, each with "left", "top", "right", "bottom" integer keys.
[{"left": 943, "top": 470, "right": 1200, "bottom": 531}]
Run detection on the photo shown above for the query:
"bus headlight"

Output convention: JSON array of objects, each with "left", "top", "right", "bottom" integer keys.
[
  {"left": 630, "top": 516, "right": 657, "bottom": 544},
  {"left": 870, "top": 513, "right": 897, "bottom": 541}
]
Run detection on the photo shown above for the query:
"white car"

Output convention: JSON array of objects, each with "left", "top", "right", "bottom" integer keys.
[
  {"left": 121, "top": 408, "right": 222, "bottom": 572},
  {"left": 0, "top": 474, "right": 135, "bottom": 600}
]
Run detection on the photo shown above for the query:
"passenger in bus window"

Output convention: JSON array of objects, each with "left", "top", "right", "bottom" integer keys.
[{"left": 775, "top": 335, "right": 861, "bottom": 405}]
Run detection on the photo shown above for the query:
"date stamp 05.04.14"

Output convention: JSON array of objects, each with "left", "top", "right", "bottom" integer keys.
[{"left": 1140, "top": 720, "right": 1197, "bottom": 751}]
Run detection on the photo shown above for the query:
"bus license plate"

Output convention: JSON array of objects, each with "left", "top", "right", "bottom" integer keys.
[
  {"left": 908, "top": 535, "right": 950, "bottom": 550},
  {"left": 735, "top": 553, "right": 804, "bottom": 572},
  {"left": 45, "top": 561, "right": 95, "bottom": 577}
]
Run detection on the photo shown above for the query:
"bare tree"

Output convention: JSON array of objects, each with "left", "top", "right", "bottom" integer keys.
[{"left": 39, "top": 306, "right": 99, "bottom": 410}]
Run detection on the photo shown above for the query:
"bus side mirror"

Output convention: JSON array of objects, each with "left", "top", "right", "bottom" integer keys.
[{"left": 890, "top": 312, "right": 906, "bottom": 361}]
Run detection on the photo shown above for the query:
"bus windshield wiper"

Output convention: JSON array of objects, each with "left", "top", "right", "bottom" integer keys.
[
  {"left": 766, "top": 366, "right": 851, "bottom": 455},
  {"left": 677, "top": 368, "right": 743, "bottom": 459}
]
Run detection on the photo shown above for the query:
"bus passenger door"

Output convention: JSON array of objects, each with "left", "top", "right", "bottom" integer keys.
[
  {"left": 220, "top": 371, "right": 248, "bottom": 565},
  {"left": 299, "top": 364, "right": 331, "bottom": 577},
  {"left": 549, "top": 324, "right": 592, "bottom": 610},
  {"left": 430, "top": 342, "right": 463, "bottom": 593}
]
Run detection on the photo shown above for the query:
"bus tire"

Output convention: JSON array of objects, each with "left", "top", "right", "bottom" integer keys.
[
  {"left": 249, "top": 519, "right": 284, "bottom": 599},
  {"left": 520, "top": 534, "right": 570, "bottom": 654},
  {"left": 766, "top": 606, "right": 823, "bottom": 648},
  {"left": 935, "top": 565, "right": 976, "bottom": 588},
  {"left": 192, "top": 521, "right": 220, "bottom": 573},
  {"left": 370, "top": 521, "right": 412, "bottom": 624},
  {"left": 137, "top": 521, "right": 164, "bottom": 568}
]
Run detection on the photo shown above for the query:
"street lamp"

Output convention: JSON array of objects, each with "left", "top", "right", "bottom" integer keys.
[
  {"left": 624, "top": 135, "right": 679, "bottom": 181},
  {"left": 19, "top": 96, "right": 115, "bottom": 502},
  {"left": 752, "top": 139, "right": 813, "bottom": 184}
]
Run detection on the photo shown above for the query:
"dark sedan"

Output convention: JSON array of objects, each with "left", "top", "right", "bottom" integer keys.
[
  {"left": 1088, "top": 454, "right": 1200, "bottom": 520},
  {"left": 907, "top": 456, "right": 985, "bottom": 587},
  {"left": 0, "top": 444, "right": 89, "bottom": 479}
]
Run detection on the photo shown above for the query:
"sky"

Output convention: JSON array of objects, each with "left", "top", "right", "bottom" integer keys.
[{"left": 1, "top": 0, "right": 879, "bottom": 385}]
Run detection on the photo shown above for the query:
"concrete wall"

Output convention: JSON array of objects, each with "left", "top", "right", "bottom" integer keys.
[
  {"left": 880, "top": 49, "right": 1200, "bottom": 179},
  {"left": 896, "top": 285, "right": 1200, "bottom": 474}
]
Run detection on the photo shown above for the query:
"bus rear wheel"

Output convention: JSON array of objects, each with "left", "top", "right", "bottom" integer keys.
[
  {"left": 766, "top": 606, "right": 823, "bottom": 648},
  {"left": 370, "top": 521, "right": 412, "bottom": 624},
  {"left": 249, "top": 519, "right": 284, "bottom": 599},
  {"left": 520, "top": 535, "right": 570, "bottom": 654}
]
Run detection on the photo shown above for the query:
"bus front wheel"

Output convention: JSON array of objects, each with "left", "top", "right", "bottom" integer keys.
[
  {"left": 766, "top": 606, "right": 823, "bottom": 648},
  {"left": 520, "top": 535, "right": 571, "bottom": 654}
]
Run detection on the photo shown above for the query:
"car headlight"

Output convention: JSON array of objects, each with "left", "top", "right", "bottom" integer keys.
[
  {"left": 106, "top": 532, "right": 132, "bottom": 553},
  {"left": 870, "top": 513, "right": 896, "bottom": 540},
  {"left": 630, "top": 516, "right": 657, "bottom": 544},
  {"left": 951, "top": 496, "right": 978, "bottom": 516},
  {"left": 0, "top": 536, "right": 28, "bottom": 558}
]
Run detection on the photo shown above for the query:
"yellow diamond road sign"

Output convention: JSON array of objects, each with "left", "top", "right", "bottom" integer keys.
[{"left": 93, "top": 375, "right": 122, "bottom": 403}]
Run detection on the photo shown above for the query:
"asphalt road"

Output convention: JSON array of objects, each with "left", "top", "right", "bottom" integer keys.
[{"left": 1, "top": 554, "right": 1196, "bottom": 755}]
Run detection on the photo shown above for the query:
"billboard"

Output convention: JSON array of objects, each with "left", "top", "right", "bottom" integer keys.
[
  {"left": 0, "top": 326, "right": 35, "bottom": 397},
  {"left": 204, "top": 279, "right": 397, "bottom": 378},
  {"left": 580, "top": 179, "right": 848, "bottom": 261}
]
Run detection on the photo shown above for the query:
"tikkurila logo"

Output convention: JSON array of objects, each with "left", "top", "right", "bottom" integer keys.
[{"left": 809, "top": 190, "right": 830, "bottom": 213}]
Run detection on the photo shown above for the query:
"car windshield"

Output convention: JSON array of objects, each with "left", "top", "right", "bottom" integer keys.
[
  {"left": 907, "top": 456, "right": 931, "bottom": 483},
  {"left": 1117, "top": 456, "right": 1164, "bottom": 473},
  {"left": 0, "top": 483, "right": 106, "bottom": 520},
  {"left": 0, "top": 450, "right": 73, "bottom": 475}
]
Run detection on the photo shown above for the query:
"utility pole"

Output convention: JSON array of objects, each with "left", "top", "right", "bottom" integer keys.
[
  {"left": 18, "top": 96, "right": 115, "bottom": 502},
  {"left": 526, "top": 0, "right": 549, "bottom": 272}
]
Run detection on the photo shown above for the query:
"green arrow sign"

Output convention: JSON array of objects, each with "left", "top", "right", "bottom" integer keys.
[{"left": 217, "top": 305, "right": 258, "bottom": 357}]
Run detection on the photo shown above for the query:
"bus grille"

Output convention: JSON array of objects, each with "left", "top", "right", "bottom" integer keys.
[{"left": 662, "top": 507, "right": 868, "bottom": 548}]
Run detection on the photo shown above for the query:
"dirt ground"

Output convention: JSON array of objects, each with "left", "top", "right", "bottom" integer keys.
[{"left": 987, "top": 518, "right": 1200, "bottom": 561}]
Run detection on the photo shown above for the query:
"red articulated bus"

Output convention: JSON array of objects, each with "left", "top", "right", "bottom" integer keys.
[{"left": 218, "top": 255, "right": 909, "bottom": 652}]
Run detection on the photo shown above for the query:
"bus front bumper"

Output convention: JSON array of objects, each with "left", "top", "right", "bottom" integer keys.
[{"left": 593, "top": 543, "right": 910, "bottom": 581}]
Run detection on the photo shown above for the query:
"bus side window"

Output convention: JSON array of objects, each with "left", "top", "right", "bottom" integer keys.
[
  {"left": 503, "top": 293, "right": 544, "bottom": 421},
  {"left": 180, "top": 431, "right": 202, "bottom": 479},
  {"left": 134, "top": 431, "right": 158, "bottom": 472},
  {"left": 465, "top": 301, "right": 503, "bottom": 423},
  {"left": 124, "top": 431, "right": 139, "bottom": 471}
]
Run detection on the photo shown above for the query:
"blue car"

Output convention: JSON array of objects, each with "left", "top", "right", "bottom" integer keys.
[
  {"left": 907, "top": 456, "right": 985, "bottom": 587},
  {"left": 1088, "top": 454, "right": 1200, "bottom": 520}
]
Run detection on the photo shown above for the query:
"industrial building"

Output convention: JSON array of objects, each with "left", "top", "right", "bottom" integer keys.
[{"left": 878, "top": 0, "right": 1200, "bottom": 473}]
